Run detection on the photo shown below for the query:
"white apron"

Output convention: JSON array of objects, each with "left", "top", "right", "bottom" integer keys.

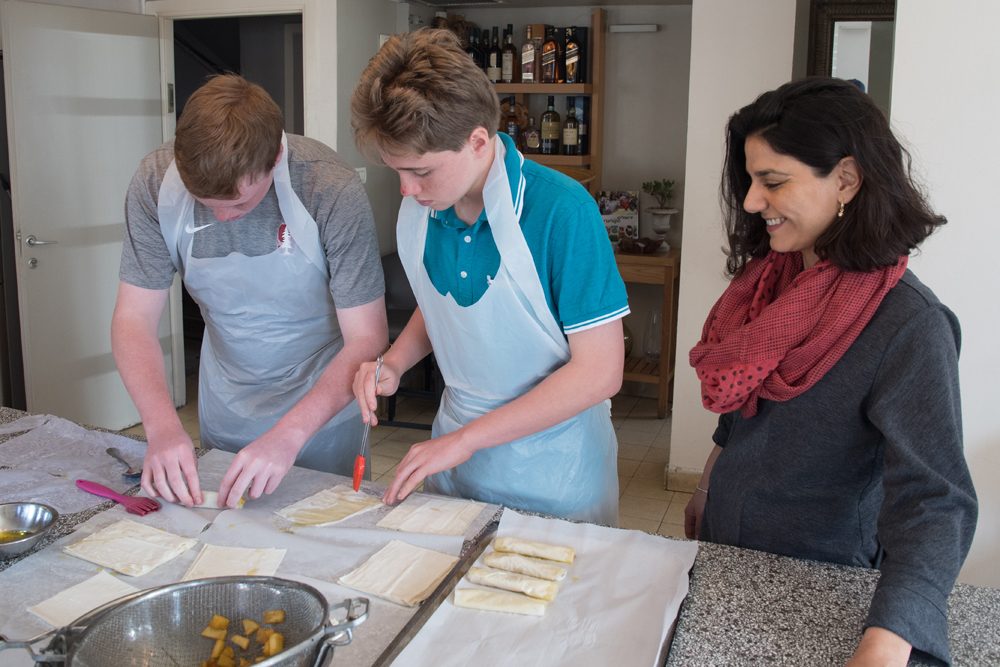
[
  {"left": 158, "top": 133, "right": 362, "bottom": 476},
  {"left": 396, "top": 136, "right": 618, "bottom": 525}
]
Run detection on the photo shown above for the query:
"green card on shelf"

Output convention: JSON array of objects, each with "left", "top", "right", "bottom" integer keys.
[{"left": 596, "top": 191, "right": 639, "bottom": 246}]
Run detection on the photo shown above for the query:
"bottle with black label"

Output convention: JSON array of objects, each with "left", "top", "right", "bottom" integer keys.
[
  {"left": 564, "top": 27, "right": 581, "bottom": 84},
  {"left": 562, "top": 96, "right": 579, "bottom": 155},
  {"left": 486, "top": 26, "right": 502, "bottom": 83},
  {"left": 523, "top": 116, "right": 541, "bottom": 154},
  {"left": 540, "top": 27, "right": 563, "bottom": 84},
  {"left": 540, "top": 95, "right": 561, "bottom": 155},
  {"left": 501, "top": 24, "right": 519, "bottom": 83},
  {"left": 466, "top": 27, "right": 485, "bottom": 70},
  {"left": 575, "top": 97, "right": 589, "bottom": 155}
]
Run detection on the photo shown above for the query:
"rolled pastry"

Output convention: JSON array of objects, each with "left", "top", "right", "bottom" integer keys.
[
  {"left": 493, "top": 537, "right": 575, "bottom": 564},
  {"left": 454, "top": 588, "right": 547, "bottom": 616},
  {"left": 483, "top": 552, "right": 567, "bottom": 582},
  {"left": 466, "top": 566, "right": 559, "bottom": 601},
  {"left": 192, "top": 491, "right": 244, "bottom": 509}
]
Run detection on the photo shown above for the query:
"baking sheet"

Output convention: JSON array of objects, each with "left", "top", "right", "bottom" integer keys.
[{"left": 391, "top": 510, "right": 699, "bottom": 667}]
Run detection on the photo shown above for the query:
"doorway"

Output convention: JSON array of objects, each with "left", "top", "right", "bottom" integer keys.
[{"left": 171, "top": 14, "right": 304, "bottom": 378}]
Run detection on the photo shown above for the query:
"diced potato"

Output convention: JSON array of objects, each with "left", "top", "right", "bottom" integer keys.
[
  {"left": 202, "top": 626, "right": 227, "bottom": 641},
  {"left": 216, "top": 653, "right": 234, "bottom": 667},
  {"left": 230, "top": 634, "right": 249, "bottom": 650},
  {"left": 239, "top": 659, "right": 251, "bottom": 667},
  {"left": 222, "top": 645, "right": 234, "bottom": 658},
  {"left": 254, "top": 627, "right": 273, "bottom": 644},
  {"left": 266, "top": 632, "right": 284, "bottom": 657},
  {"left": 209, "top": 614, "right": 230, "bottom": 631},
  {"left": 263, "top": 609, "right": 285, "bottom": 624},
  {"left": 241, "top": 618, "right": 259, "bottom": 635},
  {"left": 210, "top": 638, "right": 226, "bottom": 660}
]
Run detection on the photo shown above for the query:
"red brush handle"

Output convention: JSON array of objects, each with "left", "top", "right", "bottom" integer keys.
[{"left": 352, "top": 456, "right": 365, "bottom": 492}]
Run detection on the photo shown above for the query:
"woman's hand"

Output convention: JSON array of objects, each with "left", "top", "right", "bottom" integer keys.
[
  {"left": 353, "top": 358, "right": 401, "bottom": 427},
  {"left": 846, "top": 627, "right": 912, "bottom": 667},
  {"left": 684, "top": 489, "right": 708, "bottom": 539},
  {"left": 382, "top": 433, "right": 475, "bottom": 505}
]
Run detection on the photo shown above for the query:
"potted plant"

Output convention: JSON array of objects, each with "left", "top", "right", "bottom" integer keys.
[{"left": 641, "top": 179, "right": 679, "bottom": 240}]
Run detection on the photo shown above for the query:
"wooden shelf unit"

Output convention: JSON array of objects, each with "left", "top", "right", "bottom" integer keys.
[
  {"left": 615, "top": 248, "right": 681, "bottom": 419},
  {"left": 494, "top": 8, "right": 605, "bottom": 193}
]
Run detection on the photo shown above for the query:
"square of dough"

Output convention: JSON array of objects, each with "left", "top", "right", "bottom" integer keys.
[
  {"left": 63, "top": 519, "right": 198, "bottom": 577},
  {"left": 276, "top": 484, "right": 382, "bottom": 526},
  {"left": 453, "top": 588, "right": 547, "bottom": 616},
  {"left": 377, "top": 496, "right": 486, "bottom": 536},
  {"left": 28, "top": 571, "right": 139, "bottom": 627},
  {"left": 338, "top": 540, "right": 458, "bottom": 607},
  {"left": 182, "top": 544, "right": 286, "bottom": 581}
]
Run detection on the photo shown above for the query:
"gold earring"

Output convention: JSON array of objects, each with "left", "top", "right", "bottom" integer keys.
[{"left": 837, "top": 201, "right": 845, "bottom": 218}]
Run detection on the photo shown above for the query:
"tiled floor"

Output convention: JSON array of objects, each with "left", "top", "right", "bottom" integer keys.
[{"left": 120, "top": 375, "right": 692, "bottom": 540}]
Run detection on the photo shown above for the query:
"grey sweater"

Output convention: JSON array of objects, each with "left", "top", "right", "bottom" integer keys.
[{"left": 702, "top": 270, "right": 977, "bottom": 665}]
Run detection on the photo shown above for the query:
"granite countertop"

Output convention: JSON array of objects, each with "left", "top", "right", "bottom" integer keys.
[{"left": 3, "top": 407, "right": 999, "bottom": 665}]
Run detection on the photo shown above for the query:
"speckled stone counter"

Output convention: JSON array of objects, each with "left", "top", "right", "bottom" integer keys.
[{"left": 667, "top": 541, "right": 1000, "bottom": 666}]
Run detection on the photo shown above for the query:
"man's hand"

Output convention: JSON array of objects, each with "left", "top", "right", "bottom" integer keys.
[
  {"left": 141, "top": 422, "right": 202, "bottom": 507},
  {"left": 382, "top": 433, "right": 475, "bottom": 505},
  {"left": 217, "top": 430, "right": 299, "bottom": 508}
]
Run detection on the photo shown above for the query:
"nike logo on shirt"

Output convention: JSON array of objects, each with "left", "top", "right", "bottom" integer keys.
[{"left": 184, "top": 222, "right": 214, "bottom": 233}]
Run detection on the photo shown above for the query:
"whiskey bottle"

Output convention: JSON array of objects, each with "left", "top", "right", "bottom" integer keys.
[
  {"left": 562, "top": 96, "right": 579, "bottom": 155},
  {"left": 540, "top": 27, "right": 563, "bottom": 84},
  {"left": 540, "top": 96, "right": 561, "bottom": 155},
  {"left": 522, "top": 116, "right": 541, "bottom": 154},
  {"left": 575, "top": 97, "right": 589, "bottom": 155},
  {"left": 564, "top": 27, "right": 581, "bottom": 84},
  {"left": 466, "top": 28, "right": 485, "bottom": 70},
  {"left": 501, "top": 96, "right": 521, "bottom": 149},
  {"left": 501, "top": 24, "right": 519, "bottom": 83},
  {"left": 521, "top": 25, "right": 537, "bottom": 83},
  {"left": 486, "top": 26, "right": 501, "bottom": 83}
]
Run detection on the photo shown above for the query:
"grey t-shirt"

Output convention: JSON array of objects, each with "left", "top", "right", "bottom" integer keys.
[{"left": 120, "top": 134, "right": 383, "bottom": 308}]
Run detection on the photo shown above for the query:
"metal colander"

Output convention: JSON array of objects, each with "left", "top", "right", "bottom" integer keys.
[{"left": 1, "top": 576, "right": 367, "bottom": 667}]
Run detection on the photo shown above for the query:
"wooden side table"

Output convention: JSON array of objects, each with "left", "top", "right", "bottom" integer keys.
[{"left": 614, "top": 248, "right": 681, "bottom": 418}]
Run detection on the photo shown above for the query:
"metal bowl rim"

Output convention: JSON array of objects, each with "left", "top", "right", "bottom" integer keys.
[{"left": 0, "top": 502, "right": 59, "bottom": 546}]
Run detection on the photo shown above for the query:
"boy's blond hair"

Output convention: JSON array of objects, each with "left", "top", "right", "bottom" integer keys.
[
  {"left": 351, "top": 28, "right": 500, "bottom": 161},
  {"left": 174, "top": 74, "right": 283, "bottom": 198}
]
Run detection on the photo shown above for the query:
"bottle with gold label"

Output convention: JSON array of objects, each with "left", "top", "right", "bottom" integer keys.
[
  {"left": 562, "top": 96, "right": 579, "bottom": 155},
  {"left": 564, "top": 27, "right": 581, "bottom": 84},
  {"left": 540, "top": 95, "right": 561, "bottom": 155},
  {"left": 540, "top": 27, "right": 563, "bottom": 84},
  {"left": 522, "top": 116, "right": 541, "bottom": 154},
  {"left": 521, "top": 25, "right": 537, "bottom": 83},
  {"left": 501, "top": 96, "right": 521, "bottom": 149}
]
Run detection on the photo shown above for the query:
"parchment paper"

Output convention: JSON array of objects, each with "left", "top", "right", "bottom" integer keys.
[
  {"left": 0, "top": 414, "right": 150, "bottom": 514},
  {"left": 391, "top": 510, "right": 699, "bottom": 667}
]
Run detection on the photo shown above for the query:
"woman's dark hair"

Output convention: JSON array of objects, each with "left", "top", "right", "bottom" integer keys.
[{"left": 721, "top": 77, "right": 945, "bottom": 276}]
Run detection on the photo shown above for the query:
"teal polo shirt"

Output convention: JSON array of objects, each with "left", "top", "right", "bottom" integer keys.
[{"left": 423, "top": 132, "right": 628, "bottom": 334}]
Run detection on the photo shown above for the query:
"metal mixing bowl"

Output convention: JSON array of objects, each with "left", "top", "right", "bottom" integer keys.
[{"left": 0, "top": 502, "right": 59, "bottom": 557}]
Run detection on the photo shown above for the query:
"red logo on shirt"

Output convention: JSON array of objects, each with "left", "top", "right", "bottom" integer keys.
[{"left": 277, "top": 223, "right": 293, "bottom": 254}]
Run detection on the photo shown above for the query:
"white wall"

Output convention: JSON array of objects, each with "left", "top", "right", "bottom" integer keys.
[
  {"left": 669, "top": 0, "right": 797, "bottom": 472},
  {"left": 0, "top": 0, "right": 142, "bottom": 48},
  {"left": 336, "top": 0, "right": 403, "bottom": 254},
  {"left": 891, "top": 0, "right": 1000, "bottom": 588}
]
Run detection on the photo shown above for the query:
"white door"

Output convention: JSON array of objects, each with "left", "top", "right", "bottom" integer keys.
[{"left": 2, "top": 1, "right": 166, "bottom": 429}]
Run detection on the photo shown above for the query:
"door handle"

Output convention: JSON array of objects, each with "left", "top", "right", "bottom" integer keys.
[{"left": 25, "top": 235, "right": 57, "bottom": 246}]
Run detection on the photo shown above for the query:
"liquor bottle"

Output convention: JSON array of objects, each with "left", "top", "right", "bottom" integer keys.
[
  {"left": 522, "top": 116, "right": 541, "bottom": 154},
  {"left": 501, "top": 24, "right": 519, "bottom": 84},
  {"left": 520, "top": 25, "right": 537, "bottom": 83},
  {"left": 540, "top": 27, "right": 563, "bottom": 84},
  {"left": 486, "top": 26, "right": 501, "bottom": 83},
  {"left": 540, "top": 95, "right": 561, "bottom": 155},
  {"left": 501, "top": 96, "right": 521, "bottom": 149},
  {"left": 564, "top": 27, "right": 581, "bottom": 84},
  {"left": 562, "top": 96, "right": 579, "bottom": 155},
  {"left": 575, "top": 97, "right": 589, "bottom": 155},
  {"left": 466, "top": 28, "right": 485, "bottom": 70}
]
